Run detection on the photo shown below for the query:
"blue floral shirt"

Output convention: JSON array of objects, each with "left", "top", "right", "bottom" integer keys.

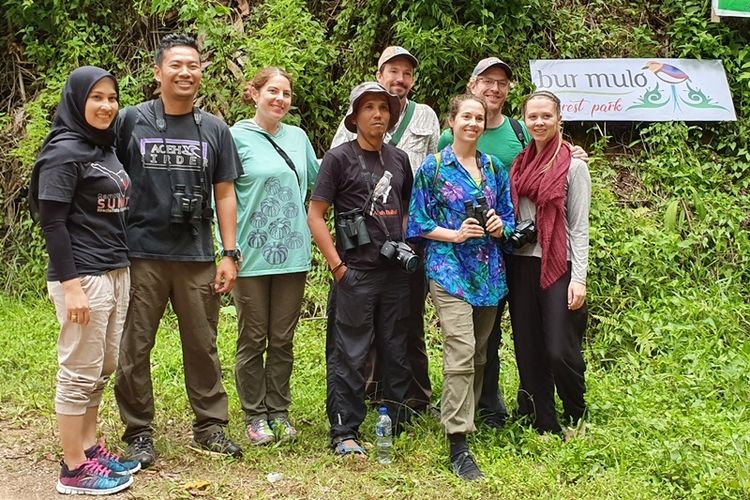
[{"left": 406, "top": 145, "right": 515, "bottom": 306}]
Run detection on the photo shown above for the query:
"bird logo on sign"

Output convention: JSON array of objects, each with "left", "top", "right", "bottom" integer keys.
[{"left": 642, "top": 61, "right": 690, "bottom": 110}]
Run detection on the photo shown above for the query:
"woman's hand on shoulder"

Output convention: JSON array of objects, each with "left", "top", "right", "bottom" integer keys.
[
  {"left": 570, "top": 145, "right": 589, "bottom": 162},
  {"left": 484, "top": 209, "right": 504, "bottom": 238},
  {"left": 568, "top": 281, "right": 586, "bottom": 310},
  {"left": 454, "top": 218, "right": 485, "bottom": 243},
  {"left": 62, "top": 278, "right": 91, "bottom": 325}
]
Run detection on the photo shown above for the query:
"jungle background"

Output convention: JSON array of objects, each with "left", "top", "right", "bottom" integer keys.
[{"left": 1, "top": 0, "right": 749, "bottom": 498}]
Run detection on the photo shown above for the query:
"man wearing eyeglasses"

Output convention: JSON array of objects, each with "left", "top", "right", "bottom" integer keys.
[
  {"left": 438, "top": 57, "right": 528, "bottom": 169},
  {"left": 439, "top": 57, "right": 587, "bottom": 430}
]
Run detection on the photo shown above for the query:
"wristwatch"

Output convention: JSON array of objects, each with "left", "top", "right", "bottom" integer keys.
[{"left": 221, "top": 248, "right": 242, "bottom": 263}]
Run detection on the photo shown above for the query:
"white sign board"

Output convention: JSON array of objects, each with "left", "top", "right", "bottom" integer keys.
[
  {"left": 529, "top": 59, "right": 737, "bottom": 122},
  {"left": 713, "top": 0, "right": 750, "bottom": 18}
]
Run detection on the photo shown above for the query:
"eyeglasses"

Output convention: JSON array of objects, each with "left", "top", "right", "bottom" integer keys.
[{"left": 476, "top": 76, "right": 510, "bottom": 89}]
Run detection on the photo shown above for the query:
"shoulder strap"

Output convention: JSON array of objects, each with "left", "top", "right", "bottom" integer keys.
[
  {"left": 508, "top": 117, "right": 527, "bottom": 147},
  {"left": 487, "top": 154, "right": 495, "bottom": 177},
  {"left": 389, "top": 100, "right": 416, "bottom": 146},
  {"left": 431, "top": 152, "right": 442, "bottom": 186},
  {"left": 261, "top": 132, "right": 300, "bottom": 185}
]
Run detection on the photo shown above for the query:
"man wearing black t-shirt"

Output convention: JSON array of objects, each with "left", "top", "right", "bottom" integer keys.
[
  {"left": 308, "top": 82, "right": 414, "bottom": 457},
  {"left": 114, "top": 34, "right": 243, "bottom": 467}
]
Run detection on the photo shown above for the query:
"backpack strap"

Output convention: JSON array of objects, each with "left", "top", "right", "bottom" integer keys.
[
  {"left": 432, "top": 152, "right": 442, "bottom": 186},
  {"left": 389, "top": 100, "right": 416, "bottom": 146},
  {"left": 508, "top": 117, "right": 527, "bottom": 148}
]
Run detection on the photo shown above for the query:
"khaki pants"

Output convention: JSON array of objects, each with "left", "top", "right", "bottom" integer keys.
[
  {"left": 49, "top": 268, "right": 130, "bottom": 416},
  {"left": 115, "top": 258, "right": 229, "bottom": 442},
  {"left": 233, "top": 272, "right": 306, "bottom": 422},
  {"left": 429, "top": 281, "right": 496, "bottom": 435}
]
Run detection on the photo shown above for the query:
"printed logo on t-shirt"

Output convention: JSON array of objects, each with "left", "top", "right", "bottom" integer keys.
[
  {"left": 246, "top": 176, "right": 304, "bottom": 266},
  {"left": 139, "top": 138, "right": 208, "bottom": 171},
  {"left": 92, "top": 163, "right": 130, "bottom": 213}
]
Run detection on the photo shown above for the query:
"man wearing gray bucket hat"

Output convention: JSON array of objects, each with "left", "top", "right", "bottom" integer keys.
[
  {"left": 309, "top": 82, "right": 415, "bottom": 457},
  {"left": 331, "top": 47, "right": 439, "bottom": 415}
]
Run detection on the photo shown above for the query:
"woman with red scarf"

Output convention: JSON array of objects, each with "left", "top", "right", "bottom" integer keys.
[{"left": 508, "top": 90, "right": 591, "bottom": 435}]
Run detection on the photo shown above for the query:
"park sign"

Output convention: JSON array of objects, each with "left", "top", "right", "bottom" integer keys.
[
  {"left": 713, "top": 0, "right": 750, "bottom": 17},
  {"left": 529, "top": 59, "right": 737, "bottom": 122}
]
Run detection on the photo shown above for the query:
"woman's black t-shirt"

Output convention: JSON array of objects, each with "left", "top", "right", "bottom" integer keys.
[{"left": 39, "top": 150, "right": 130, "bottom": 281}]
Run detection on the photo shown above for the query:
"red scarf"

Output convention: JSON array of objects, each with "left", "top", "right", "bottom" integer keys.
[{"left": 510, "top": 136, "right": 572, "bottom": 289}]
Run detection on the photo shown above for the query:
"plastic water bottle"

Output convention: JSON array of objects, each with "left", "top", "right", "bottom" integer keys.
[{"left": 375, "top": 406, "right": 393, "bottom": 464}]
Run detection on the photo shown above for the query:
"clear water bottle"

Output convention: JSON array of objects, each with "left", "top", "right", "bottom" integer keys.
[{"left": 375, "top": 406, "right": 393, "bottom": 464}]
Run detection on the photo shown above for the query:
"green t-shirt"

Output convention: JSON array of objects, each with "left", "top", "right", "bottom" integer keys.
[
  {"left": 225, "top": 119, "right": 319, "bottom": 277},
  {"left": 437, "top": 115, "right": 530, "bottom": 172}
]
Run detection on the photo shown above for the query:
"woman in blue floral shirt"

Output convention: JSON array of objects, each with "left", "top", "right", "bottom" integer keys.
[{"left": 406, "top": 94, "right": 514, "bottom": 481}]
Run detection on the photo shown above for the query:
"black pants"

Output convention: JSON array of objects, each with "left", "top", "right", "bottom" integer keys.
[
  {"left": 477, "top": 296, "right": 509, "bottom": 423},
  {"left": 365, "top": 264, "right": 432, "bottom": 411},
  {"left": 326, "top": 267, "right": 412, "bottom": 443},
  {"left": 507, "top": 256, "right": 587, "bottom": 434}
]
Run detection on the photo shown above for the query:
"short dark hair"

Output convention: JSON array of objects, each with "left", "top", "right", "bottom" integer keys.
[{"left": 155, "top": 34, "right": 199, "bottom": 65}]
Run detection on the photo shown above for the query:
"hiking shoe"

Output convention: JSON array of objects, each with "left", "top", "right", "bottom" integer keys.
[
  {"left": 193, "top": 430, "right": 243, "bottom": 458},
  {"left": 85, "top": 438, "right": 141, "bottom": 476},
  {"left": 269, "top": 416, "right": 298, "bottom": 443},
  {"left": 56, "top": 458, "right": 133, "bottom": 495},
  {"left": 126, "top": 435, "right": 155, "bottom": 469},
  {"left": 246, "top": 419, "right": 275, "bottom": 446},
  {"left": 450, "top": 451, "right": 484, "bottom": 481}
]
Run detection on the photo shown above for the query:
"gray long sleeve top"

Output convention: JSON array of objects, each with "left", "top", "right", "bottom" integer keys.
[{"left": 514, "top": 157, "right": 591, "bottom": 285}]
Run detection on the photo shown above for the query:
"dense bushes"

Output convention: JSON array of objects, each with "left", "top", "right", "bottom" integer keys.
[{"left": 1, "top": 1, "right": 749, "bottom": 496}]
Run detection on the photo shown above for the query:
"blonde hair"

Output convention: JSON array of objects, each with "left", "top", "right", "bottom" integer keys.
[{"left": 523, "top": 90, "right": 564, "bottom": 172}]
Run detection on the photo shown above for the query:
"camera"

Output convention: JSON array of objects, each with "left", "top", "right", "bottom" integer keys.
[
  {"left": 464, "top": 196, "right": 490, "bottom": 229},
  {"left": 508, "top": 219, "right": 537, "bottom": 249},
  {"left": 380, "top": 240, "right": 419, "bottom": 274},
  {"left": 171, "top": 184, "right": 205, "bottom": 224},
  {"left": 336, "top": 208, "right": 371, "bottom": 251}
]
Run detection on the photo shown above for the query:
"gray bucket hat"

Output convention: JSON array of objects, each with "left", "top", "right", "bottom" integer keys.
[{"left": 344, "top": 82, "right": 401, "bottom": 133}]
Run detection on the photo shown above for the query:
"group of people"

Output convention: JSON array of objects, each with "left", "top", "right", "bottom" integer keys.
[{"left": 32, "top": 32, "right": 591, "bottom": 495}]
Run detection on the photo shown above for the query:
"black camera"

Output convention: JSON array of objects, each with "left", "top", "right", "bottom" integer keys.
[
  {"left": 508, "top": 219, "right": 537, "bottom": 249},
  {"left": 464, "top": 196, "right": 490, "bottom": 229},
  {"left": 336, "top": 208, "right": 371, "bottom": 251},
  {"left": 171, "top": 184, "right": 204, "bottom": 224},
  {"left": 380, "top": 240, "right": 419, "bottom": 274}
]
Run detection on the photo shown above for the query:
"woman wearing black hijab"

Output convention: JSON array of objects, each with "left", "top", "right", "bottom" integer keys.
[{"left": 31, "top": 66, "right": 137, "bottom": 495}]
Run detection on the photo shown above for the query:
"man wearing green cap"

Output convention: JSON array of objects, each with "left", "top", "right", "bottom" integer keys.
[{"left": 439, "top": 57, "right": 588, "bottom": 429}]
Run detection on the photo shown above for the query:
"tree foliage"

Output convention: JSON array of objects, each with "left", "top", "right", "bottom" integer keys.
[{"left": 1, "top": 2, "right": 749, "bottom": 496}]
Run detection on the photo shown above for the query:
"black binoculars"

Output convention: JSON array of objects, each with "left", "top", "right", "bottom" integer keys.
[
  {"left": 464, "top": 196, "right": 490, "bottom": 229},
  {"left": 336, "top": 208, "right": 371, "bottom": 251}
]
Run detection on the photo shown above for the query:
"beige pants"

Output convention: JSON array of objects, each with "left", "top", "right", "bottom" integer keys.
[
  {"left": 429, "top": 280, "right": 496, "bottom": 434},
  {"left": 48, "top": 268, "right": 130, "bottom": 416}
]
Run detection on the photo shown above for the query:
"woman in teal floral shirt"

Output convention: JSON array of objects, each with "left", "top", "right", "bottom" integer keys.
[{"left": 406, "top": 94, "right": 514, "bottom": 481}]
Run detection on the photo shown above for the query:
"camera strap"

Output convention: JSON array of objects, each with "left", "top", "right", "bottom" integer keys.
[
  {"left": 152, "top": 98, "right": 211, "bottom": 220},
  {"left": 260, "top": 132, "right": 301, "bottom": 187},
  {"left": 352, "top": 144, "right": 392, "bottom": 241}
]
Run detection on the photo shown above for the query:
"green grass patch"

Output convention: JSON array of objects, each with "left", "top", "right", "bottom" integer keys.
[{"left": 2, "top": 273, "right": 748, "bottom": 499}]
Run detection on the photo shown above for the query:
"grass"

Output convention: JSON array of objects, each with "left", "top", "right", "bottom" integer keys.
[{"left": 1, "top": 274, "right": 749, "bottom": 499}]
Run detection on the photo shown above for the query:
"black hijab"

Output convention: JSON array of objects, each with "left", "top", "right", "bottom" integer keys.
[{"left": 29, "top": 66, "right": 119, "bottom": 219}]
